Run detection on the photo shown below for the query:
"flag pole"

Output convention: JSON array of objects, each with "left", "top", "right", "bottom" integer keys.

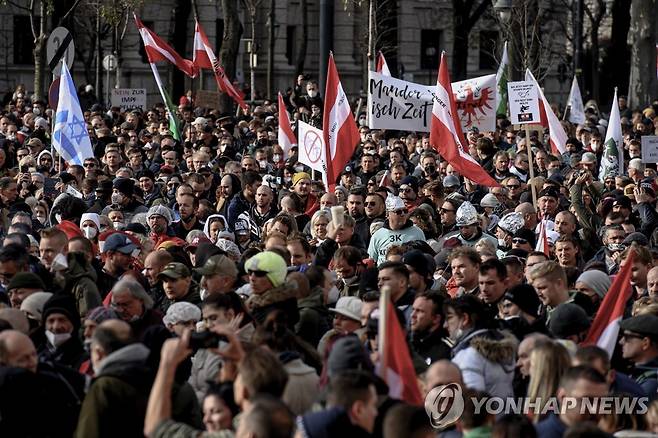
[
  {"left": 378, "top": 285, "right": 391, "bottom": 383},
  {"left": 525, "top": 125, "right": 537, "bottom": 209}
]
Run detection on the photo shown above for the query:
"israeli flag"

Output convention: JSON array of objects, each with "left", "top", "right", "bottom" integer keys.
[{"left": 52, "top": 63, "right": 94, "bottom": 165}]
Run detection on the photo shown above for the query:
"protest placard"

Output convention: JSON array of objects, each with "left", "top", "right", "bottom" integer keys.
[
  {"left": 195, "top": 90, "right": 222, "bottom": 109},
  {"left": 297, "top": 121, "right": 328, "bottom": 188},
  {"left": 110, "top": 89, "right": 146, "bottom": 112},
  {"left": 507, "top": 81, "right": 540, "bottom": 124},
  {"left": 642, "top": 136, "right": 658, "bottom": 163}
]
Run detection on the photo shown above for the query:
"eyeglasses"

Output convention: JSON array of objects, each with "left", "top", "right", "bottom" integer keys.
[
  {"left": 440, "top": 208, "right": 455, "bottom": 213},
  {"left": 507, "top": 185, "right": 520, "bottom": 189},
  {"left": 512, "top": 238, "right": 528, "bottom": 245},
  {"left": 365, "top": 201, "right": 378, "bottom": 207},
  {"left": 390, "top": 209, "right": 407, "bottom": 216},
  {"left": 248, "top": 270, "right": 269, "bottom": 277},
  {"left": 621, "top": 332, "right": 646, "bottom": 341},
  {"left": 84, "top": 162, "right": 97, "bottom": 168}
]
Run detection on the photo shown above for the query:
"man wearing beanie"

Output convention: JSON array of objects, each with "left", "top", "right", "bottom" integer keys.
[
  {"left": 575, "top": 270, "right": 611, "bottom": 311},
  {"left": 37, "top": 294, "right": 86, "bottom": 369},
  {"left": 244, "top": 251, "right": 300, "bottom": 329},
  {"left": 292, "top": 172, "right": 320, "bottom": 217},
  {"left": 6, "top": 272, "right": 46, "bottom": 309},
  {"left": 101, "top": 177, "right": 148, "bottom": 222},
  {"left": 138, "top": 169, "right": 164, "bottom": 207}
]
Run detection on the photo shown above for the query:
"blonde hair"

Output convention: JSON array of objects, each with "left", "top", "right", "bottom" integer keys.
[
  {"left": 526, "top": 340, "right": 571, "bottom": 421},
  {"left": 527, "top": 260, "right": 567, "bottom": 285}
]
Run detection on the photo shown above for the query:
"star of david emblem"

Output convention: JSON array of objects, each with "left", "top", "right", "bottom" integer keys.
[{"left": 69, "top": 114, "right": 87, "bottom": 144}]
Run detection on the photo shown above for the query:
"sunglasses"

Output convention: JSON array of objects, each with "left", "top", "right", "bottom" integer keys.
[
  {"left": 512, "top": 238, "right": 528, "bottom": 245},
  {"left": 621, "top": 332, "right": 646, "bottom": 341},
  {"left": 507, "top": 185, "right": 520, "bottom": 189},
  {"left": 84, "top": 162, "right": 97, "bottom": 168},
  {"left": 365, "top": 201, "right": 378, "bottom": 207},
  {"left": 440, "top": 208, "right": 455, "bottom": 213},
  {"left": 248, "top": 270, "right": 269, "bottom": 277},
  {"left": 390, "top": 209, "right": 407, "bottom": 216}
]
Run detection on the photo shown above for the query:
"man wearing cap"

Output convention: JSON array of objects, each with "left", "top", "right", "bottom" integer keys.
[
  {"left": 98, "top": 233, "right": 138, "bottom": 298},
  {"left": 138, "top": 170, "right": 163, "bottom": 207},
  {"left": 620, "top": 314, "right": 658, "bottom": 398},
  {"left": 367, "top": 195, "right": 425, "bottom": 265},
  {"left": 6, "top": 272, "right": 46, "bottom": 309},
  {"left": 102, "top": 177, "right": 148, "bottom": 221},
  {"left": 88, "top": 180, "right": 113, "bottom": 215},
  {"left": 147, "top": 204, "right": 175, "bottom": 247},
  {"left": 157, "top": 262, "right": 201, "bottom": 312},
  {"left": 38, "top": 294, "right": 86, "bottom": 369},
  {"left": 196, "top": 254, "right": 238, "bottom": 297},
  {"left": 291, "top": 172, "right": 320, "bottom": 217},
  {"left": 402, "top": 249, "right": 441, "bottom": 294},
  {"left": 329, "top": 296, "right": 363, "bottom": 336},
  {"left": 538, "top": 187, "right": 561, "bottom": 221},
  {"left": 244, "top": 251, "right": 299, "bottom": 328},
  {"left": 635, "top": 179, "right": 658, "bottom": 237}
]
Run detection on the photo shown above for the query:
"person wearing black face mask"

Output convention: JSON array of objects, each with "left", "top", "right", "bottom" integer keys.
[{"left": 417, "top": 152, "right": 440, "bottom": 183}]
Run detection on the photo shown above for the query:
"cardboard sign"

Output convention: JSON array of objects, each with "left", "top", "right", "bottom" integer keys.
[
  {"left": 110, "top": 88, "right": 146, "bottom": 112},
  {"left": 195, "top": 90, "right": 222, "bottom": 109},
  {"left": 507, "top": 81, "right": 540, "bottom": 124},
  {"left": 642, "top": 136, "right": 658, "bottom": 163}
]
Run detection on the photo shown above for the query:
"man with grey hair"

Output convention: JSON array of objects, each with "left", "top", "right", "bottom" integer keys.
[{"left": 110, "top": 278, "right": 163, "bottom": 340}]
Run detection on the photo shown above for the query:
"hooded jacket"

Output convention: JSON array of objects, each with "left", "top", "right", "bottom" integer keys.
[
  {"left": 202, "top": 214, "right": 228, "bottom": 242},
  {"left": 451, "top": 328, "right": 518, "bottom": 399},
  {"left": 246, "top": 282, "right": 300, "bottom": 329},
  {"left": 295, "top": 286, "right": 331, "bottom": 347},
  {"left": 75, "top": 343, "right": 152, "bottom": 438},
  {"left": 367, "top": 219, "right": 425, "bottom": 265},
  {"left": 57, "top": 251, "right": 102, "bottom": 317}
]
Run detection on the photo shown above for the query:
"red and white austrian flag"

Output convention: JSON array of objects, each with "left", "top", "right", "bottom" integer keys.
[
  {"left": 134, "top": 15, "right": 195, "bottom": 77},
  {"left": 277, "top": 92, "right": 297, "bottom": 159}
]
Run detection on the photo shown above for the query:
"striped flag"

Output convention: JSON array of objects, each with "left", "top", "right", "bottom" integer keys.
[
  {"left": 193, "top": 20, "right": 248, "bottom": 111},
  {"left": 429, "top": 52, "right": 499, "bottom": 187},
  {"left": 535, "top": 220, "right": 550, "bottom": 256},
  {"left": 583, "top": 249, "right": 633, "bottom": 356},
  {"left": 323, "top": 53, "right": 360, "bottom": 190},
  {"left": 135, "top": 15, "right": 184, "bottom": 140},
  {"left": 52, "top": 63, "right": 94, "bottom": 165},
  {"left": 277, "top": 92, "right": 297, "bottom": 159},
  {"left": 599, "top": 88, "right": 622, "bottom": 182},
  {"left": 376, "top": 51, "right": 392, "bottom": 77},
  {"left": 496, "top": 41, "right": 509, "bottom": 117},
  {"left": 525, "top": 69, "right": 568, "bottom": 155}
]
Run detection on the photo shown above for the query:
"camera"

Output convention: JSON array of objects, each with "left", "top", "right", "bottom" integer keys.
[{"left": 188, "top": 331, "right": 227, "bottom": 350}]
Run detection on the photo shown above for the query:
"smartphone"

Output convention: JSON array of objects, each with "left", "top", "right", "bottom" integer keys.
[
  {"left": 44, "top": 178, "right": 57, "bottom": 198},
  {"left": 188, "top": 331, "right": 227, "bottom": 350}
]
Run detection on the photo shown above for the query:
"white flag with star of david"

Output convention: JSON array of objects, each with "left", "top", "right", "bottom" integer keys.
[{"left": 52, "top": 62, "right": 94, "bottom": 165}]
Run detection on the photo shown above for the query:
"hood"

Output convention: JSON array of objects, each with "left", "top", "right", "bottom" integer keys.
[
  {"left": 95, "top": 343, "right": 151, "bottom": 377},
  {"left": 203, "top": 214, "right": 228, "bottom": 240},
  {"left": 66, "top": 251, "right": 97, "bottom": 281},
  {"left": 246, "top": 282, "right": 298, "bottom": 309},
  {"left": 298, "top": 286, "right": 327, "bottom": 311},
  {"left": 454, "top": 329, "right": 518, "bottom": 366}
]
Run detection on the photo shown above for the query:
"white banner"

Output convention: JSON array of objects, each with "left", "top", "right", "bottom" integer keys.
[
  {"left": 111, "top": 88, "right": 147, "bottom": 112},
  {"left": 367, "top": 72, "right": 497, "bottom": 132},
  {"left": 297, "top": 121, "right": 328, "bottom": 187},
  {"left": 507, "top": 81, "right": 540, "bottom": 124}
]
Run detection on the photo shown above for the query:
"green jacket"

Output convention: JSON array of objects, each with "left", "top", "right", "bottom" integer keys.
[
  {"left": 57, "top": 251, "right": 102, "bottom": 317},
  {"left": 295, "top": 286, "right": 330, "bottom": 347}
]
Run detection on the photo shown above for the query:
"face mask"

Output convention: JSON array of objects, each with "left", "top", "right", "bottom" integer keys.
[
  {"left": 358, "top": 118, "right": 367, "bottom": 127},
  {"left": 607, "top": 243, "right": 626, "bottom": 253},
  {"left": 51, "top": 253, "right": 68, "bottom": 271},
  {"left": 45, "top": 330, "right": 71, "bottom": 348},
  {"left": 308, "top": 90, "right": 318, "bottom": 98},
  {"left": 200, "top": 288, "right": 209, "bottom": 301},
  {"left": 547, "top": 168, "right": 559, "bottom": 177},
  {"left": 83, "top": 338, "right": 92, "bottom": 353},
  {"left": 258, "top": 159, "right": 268, "bottom": 169},
  {"left": 111, "top": 193, "right": 124, "bottom": 205},
  {"left": 273, "top": 154, "right": 281, "bottom": 162},
  {"left": 6, "top": 134, "right": 15, "bottom": 141},
  {"left": 166, "top": 189, "right": 176, "bottom": 199},
  {"left": 36, "top": 215, "right": 46, "bottom": 224},
  {"left": 83, "top": 226, "right": 97, "bottom": 239},
  {"left": 284, "top": 177, "right": 292, "bottom": 184},
  {"left": 591, "top": 143, "right": 600, "bottom": 152},
  {"left": 113, "top": 221, "right": 125, "bottom": 230},
  {"left": 54, "top": 213, "right": 62, "bottom": 224},
  {"left": 425, "top": 165, "right": 436, "bottom": 175},
  {"left": 32, "top": 108, "right": 41, "bottom": 116}
]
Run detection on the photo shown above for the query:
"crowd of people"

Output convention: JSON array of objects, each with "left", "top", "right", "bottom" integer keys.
[{"left": 1, "top": 76, "right": 658, "bottom": 438}]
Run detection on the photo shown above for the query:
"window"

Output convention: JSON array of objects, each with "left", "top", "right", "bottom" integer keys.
[
  {"left": 286, "top": 26, "right": 297, "bottom": 66},
  {"left": 479, "top": 30, "right": 498, "bottom": 70},
  {"left": 216, "top": 19, "right": 225, "bottom": 54},
  {"left": 420, "top": 29, "right": 441, "bottom": 70},
  {"left": 138, "top": 20, "right": 155, "bottom": 63},
  {"left": 14, "top": 16, "right": 35, "bottom": 65}
]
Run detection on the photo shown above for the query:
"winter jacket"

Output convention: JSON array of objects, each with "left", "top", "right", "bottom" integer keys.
[
  {"left": 75, "top": 343, "right": 153, "bottom": 438},
  {"left": 368, "top": 220, "right": 425, "bottom": 265},
  {"left": 158, "top": 283, "right": 202, "bottom": 314},
  {"left": 315, "top": 233, "right": 368, "bottom": 268},
  {"left": 246, "top": 282, "right": 300, "bottom": 329},
  {"left": 298, "top": 407, "right": 371, "bottom": 438},
  {"left": 38, "top": 335, "right": 87, "bottom": 370},
  {"left": 226, "top": 192, "right": 252, "bottom": 228},
  {"left": 451, "top": 328, "right": 517, "bottom": 399},
  {"left": 295, "top": 286, "right": 331, "bottom": 347},
  {"left": 189, "top": 348, "right": 222, "bottom": 402},
  {"left": 410, "top": 328, "right": 452, "bottom": 367},
  {"left": 282, "top": 355, "right": 320, "bottom": 416},
  {"left": 57, "top": 251, "right": 102, "bottom": 317}
]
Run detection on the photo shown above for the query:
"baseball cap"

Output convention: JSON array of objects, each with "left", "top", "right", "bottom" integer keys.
[
  {"left": 329, "top": 296, "right": 362, "bottom": 322},
  {"left": 158, "top": 262, "right": 191, "bottom": 280},
  {"left": 195, "top": 254, "right": 238, "bottom": 278},
  {"left": 103, "top": 233, "right": 138, "bottom": 254}
]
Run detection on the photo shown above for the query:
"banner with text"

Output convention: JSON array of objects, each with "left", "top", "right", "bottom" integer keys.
[
  {"left": 110, "top": 88, "right": 146, "bottom": 112},
  {"left": 368, "top": 72, "right": 497, "bottom": 133}
]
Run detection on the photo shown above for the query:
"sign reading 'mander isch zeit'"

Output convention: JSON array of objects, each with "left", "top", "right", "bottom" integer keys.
[{"left": 367, "top": 71, "right": 497, "bottom": 133}]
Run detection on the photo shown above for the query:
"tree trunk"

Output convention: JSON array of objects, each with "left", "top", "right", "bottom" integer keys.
[
  {"left": 33, "top": 0, "right": 47, "bottom": 101},
  {"left": 627, "top": 0, "right": 657, "bottom": 109},
  {"left": 267, "top": 0, "right": 275, "bottom": 99},
  {"left": 590, "top": 23, "right": 600, "bottom": 102},
  {"left": 219, "top": 0, "right": 242, "bottom": 112},
  {"left": 452, "top": 4, "right": 469, "bottom": 81},
  {"left": 295, "top": 0, "right": 307, "bottom": 76}
]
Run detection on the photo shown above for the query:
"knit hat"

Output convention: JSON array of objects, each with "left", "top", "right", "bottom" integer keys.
[
  {"left": 42, "top": 294, "right": 81, "bottom": 330},
  {"left": 19, "top": 292, "right": 53, "bottom": 322},
  {"left": 402, "top": 249, "right": 435, "bottom": 279},
  {"left": 480, "top": 193, "right": 500, "bottom": 208},
  {"left": 292, "top": 172, "right": 311, "bottom": 186},
  {"left": 548, "top": 303, "right": 591, "bottom": 339},
  {"left": 244, "top": 251, "right": 287, "bottom": 288},
  {"left": 327, "top": 335, "right": 374, "bottom": 378},
  {"left": 85, "top": 306, "right": 119, "bottom": 324},
  {"left": 163, "top": 302, "right": 202, "bottom": 326},
  {"left": 0, "top": 308, "right": 29, "bottom": 334},
  {"left": 7, "top": 272, "right": 46, "bottom": 291},
  {"left": 513, "top": 228, "right": 536, "bottom": 248},
  {"left": 399, "top": 176, "right": 419, "bottom": 193},
  {"left": 80, "top": 213, "right": 101, "bottom": 230},
  {"left": 147, "top": 205, "right": 173, "bottom": 225},
  {"left": 113, "top": 178, "right": 135, "bottom": 197},
  {"left": 576, "top": 270, "right": 611, "bottom": 299},
  {"left": 504, "top": 284, "right": 541, "bottom": 318}
]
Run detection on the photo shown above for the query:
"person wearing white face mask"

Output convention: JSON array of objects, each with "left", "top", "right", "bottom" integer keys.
[
  {"left": 38, "top": 293, "right": 86, "bottom": 369},
  {"left": 80, "top": 212, "right": 101, "bottom": 243}
]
